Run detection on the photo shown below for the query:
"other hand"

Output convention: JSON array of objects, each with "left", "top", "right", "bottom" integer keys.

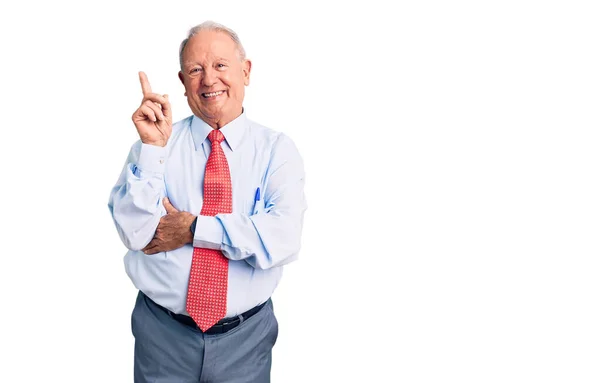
[{"left": 142, "top": 198, "right": 196, "bottom": 254}]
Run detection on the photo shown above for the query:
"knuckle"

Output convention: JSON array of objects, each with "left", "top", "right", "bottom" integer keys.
[{"left": 148, "top": 93, "right": 162, "bottom": 102}]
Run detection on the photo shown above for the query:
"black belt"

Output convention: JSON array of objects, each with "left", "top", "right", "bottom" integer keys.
[{"left": 153, "top": 295, "right": 268, "bottom": 335}]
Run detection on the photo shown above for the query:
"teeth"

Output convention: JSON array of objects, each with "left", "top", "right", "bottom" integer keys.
[{"left": 204, "top": 91, "right": 223, "bottom": 97}]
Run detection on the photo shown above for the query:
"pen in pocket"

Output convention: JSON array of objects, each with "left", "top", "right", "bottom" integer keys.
[{"left": 252, "top": 187, "right": 261, "bottom": 214}]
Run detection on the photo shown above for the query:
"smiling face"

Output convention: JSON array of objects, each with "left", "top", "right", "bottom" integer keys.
[{"left": 178, "top": 30, "right": 251, "bottom": 129}]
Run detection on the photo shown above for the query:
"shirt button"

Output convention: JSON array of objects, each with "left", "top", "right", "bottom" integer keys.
[{"left": 159, "top": 159, "right": 164, "bottom": 164}]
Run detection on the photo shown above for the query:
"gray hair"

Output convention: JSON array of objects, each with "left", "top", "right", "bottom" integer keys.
[{"left": 179, "top": 21, "right": 246, "bottom": 70}]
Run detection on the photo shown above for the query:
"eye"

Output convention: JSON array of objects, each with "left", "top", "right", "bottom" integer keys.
[
  {"left": 190, "top": 67, "right": 203, "bottom": 74},
  {"left": 217, "top": 63, "right": 227, "bottom": 70}
]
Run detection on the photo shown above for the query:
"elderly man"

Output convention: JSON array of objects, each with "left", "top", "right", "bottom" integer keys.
[{"left": 108, "top": 21, "right": 307, "bottom": 382}]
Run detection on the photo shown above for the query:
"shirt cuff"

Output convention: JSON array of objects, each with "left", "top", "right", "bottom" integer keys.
[
  {"left": 192, "top": 215, "right": 224, "bottom": 250},
  {"left": 137, "top": 143, "right": 167, "bottom": 174}
]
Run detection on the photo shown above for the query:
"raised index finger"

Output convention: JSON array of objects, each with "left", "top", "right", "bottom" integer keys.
[{"left": 139, "top": 71, "right": 152, "bottom": 95}]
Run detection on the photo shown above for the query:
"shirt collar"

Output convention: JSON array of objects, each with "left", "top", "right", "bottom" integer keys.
[{"left": 190, "top": 110, "right": 248, "bottom": 152}]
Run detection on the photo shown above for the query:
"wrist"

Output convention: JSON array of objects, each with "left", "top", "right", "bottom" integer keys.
[{"left": 190, "top": 216, "right": 198, "bottom": 236}]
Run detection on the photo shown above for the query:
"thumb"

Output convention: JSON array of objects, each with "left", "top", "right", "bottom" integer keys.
[{"left": 163, "top": 197, "right": 178, "bottom": 213}]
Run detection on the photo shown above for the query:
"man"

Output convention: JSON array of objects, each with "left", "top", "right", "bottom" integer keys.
[{"left": 108, "top": 21, "right": 307, "bottom": 382}]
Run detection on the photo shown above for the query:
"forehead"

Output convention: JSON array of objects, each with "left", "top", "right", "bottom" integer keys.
[{"left": 182, "top": 30, "right": 238, "bottom": 61}]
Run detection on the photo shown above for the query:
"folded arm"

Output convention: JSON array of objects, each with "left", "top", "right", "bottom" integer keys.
[
  {"left": 108, "top": 142, "right": 167, "bottom": 251},
  {"left": 193, "top": 134, "right": 307, "bottom": 270}
]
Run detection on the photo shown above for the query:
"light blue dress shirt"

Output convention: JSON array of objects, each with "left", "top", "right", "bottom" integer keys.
[{"left": 108, "top": 112, "right": 307, "bottom": 317}]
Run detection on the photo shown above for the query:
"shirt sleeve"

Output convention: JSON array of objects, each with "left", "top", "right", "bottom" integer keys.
[
  {"left": 192, "top": 133, "right": 307, "bottom": 270},
  {"left": 108, "top": 141, "right": 168, "bottom": 251}
]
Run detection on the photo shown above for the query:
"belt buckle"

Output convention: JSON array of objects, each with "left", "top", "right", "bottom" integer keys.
[{"left": 218, "top": 314, "right": 244, "bottom": 334}]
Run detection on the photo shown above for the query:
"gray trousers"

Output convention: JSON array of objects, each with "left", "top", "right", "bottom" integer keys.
[{"left": 131, "top": 291, "right": 279, "bottom": 383}]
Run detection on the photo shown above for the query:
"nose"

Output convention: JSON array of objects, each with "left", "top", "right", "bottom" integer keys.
[{"left": 202, "top": 68, "right": 218, "bottom": 87}]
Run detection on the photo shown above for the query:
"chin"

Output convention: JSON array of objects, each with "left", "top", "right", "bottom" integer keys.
[{"left": 197, "top": 109, "right": 221, "bottom": 121}]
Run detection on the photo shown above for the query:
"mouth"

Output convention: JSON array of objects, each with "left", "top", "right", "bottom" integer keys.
[{"left": 202, "top": 90, "right": 226, "bottom": 99}]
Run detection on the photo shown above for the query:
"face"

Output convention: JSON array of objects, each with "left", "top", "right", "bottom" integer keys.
[{"left": 178, "top": 30, "right": 251, "bottom": 128}]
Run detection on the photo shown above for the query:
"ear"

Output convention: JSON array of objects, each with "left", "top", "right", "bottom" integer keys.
[
  {"left": 242, "top": 59, "right": 252, "bottom": 86},
  {"left": 178, "top": 71, "right": 187, "bottom": 96}
]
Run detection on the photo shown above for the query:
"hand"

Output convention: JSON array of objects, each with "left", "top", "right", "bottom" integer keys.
[
  {"left": 132, "top": 71, "right": 173, "bottom": 147},
  {"left": 142, "top": 198, "right": 196, "bottom": 255}
]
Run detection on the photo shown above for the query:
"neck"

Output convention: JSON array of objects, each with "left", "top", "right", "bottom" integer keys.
[{"left": 199, "top": 108, "right": 243, "bottom": 130}]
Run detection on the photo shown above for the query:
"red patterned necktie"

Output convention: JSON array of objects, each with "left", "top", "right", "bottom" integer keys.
[{"left": 187, "top": 129, "right": 232, "bottom": 331}]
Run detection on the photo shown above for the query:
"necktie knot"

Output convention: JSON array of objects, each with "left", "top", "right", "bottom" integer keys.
[{"left": 208, "top": 129, "right": 225, "bottom": 144}]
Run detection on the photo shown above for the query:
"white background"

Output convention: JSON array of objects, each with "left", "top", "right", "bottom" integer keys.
[{"left": 1, "top": 0, "right": 599, "bottom": 382}]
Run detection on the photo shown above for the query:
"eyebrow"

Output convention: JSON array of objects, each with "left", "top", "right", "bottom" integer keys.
[
  {"left": 182, "top": 57, "right": 231, "bottom": 68},
  {"left": 184, "top": 57, "right": 230, "bottom": 63}
]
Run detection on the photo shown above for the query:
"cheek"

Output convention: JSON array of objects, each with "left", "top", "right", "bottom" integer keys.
[
  {"left": 185, "top": 78, "right": 200, "bottom": 91},
  {"left": 190, "top": 82, "right": 201, "bottom": 93},
  {"left": 225, "top": 78, "right": 244, "bottom": 96}
]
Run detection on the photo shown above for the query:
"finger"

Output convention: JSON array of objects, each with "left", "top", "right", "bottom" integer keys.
[
  {"left": 139, "top": 71, "right": 152, "bottom": 96},
  {"left": 143, "top": 245, "right": 160, "bottom": 255},
  {"left": 142, "top": 238, "right": 162, "bottom": 253},
  {"left": 144, "top": 100, "right": 166, "bottom": 121},
  {"left": 163, "top": 197, "right": 178, "bottom": 214},
  {"left": 139, "top": 105, "right": 157, "bottom": 122},
  {"left": 142, "top": 239, "right": 155, "bottom": 252},
  {"left": 161, "top": 94, "right": 172, "bottom": 120},
  {"left": 144, "top": 93, "right": 171, "bottom": 121},
  {"left": 143, "top": 92, "right": 168, "bottom": 105}
]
